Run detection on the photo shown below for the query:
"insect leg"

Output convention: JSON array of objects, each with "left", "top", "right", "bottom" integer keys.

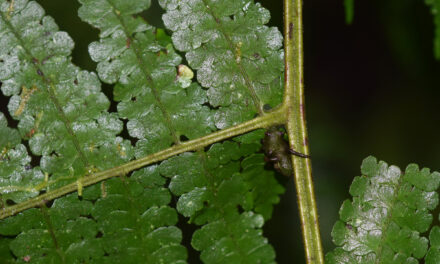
[{"left": 288, "top": 149, "right": 311, "bottom": 158}]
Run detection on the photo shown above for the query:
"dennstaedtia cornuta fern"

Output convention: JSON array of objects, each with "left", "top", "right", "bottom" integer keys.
[
  {"left": 0, "top": 0, "right": 284, "bottom": 262},
  {"left": 0, "top": 0, "right": 439, "bottom": 263}
]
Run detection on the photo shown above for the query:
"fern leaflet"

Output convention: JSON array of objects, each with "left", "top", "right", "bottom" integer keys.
[
  {"left": 0, "top": 0, "right": 288, "bottom": 263},
  {"left": 159, "top": 0, "right": 284, "bottom": 129},
  {"left": 326, "top": 156, "right": 440, "bottom": 263},
  {"left": 0, "top": 0, "right": 184, "bottom": 261}
]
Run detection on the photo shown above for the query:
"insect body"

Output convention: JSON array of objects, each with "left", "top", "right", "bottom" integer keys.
[{"left": 262, "top": 126, "right": 309, "bottom": 177}]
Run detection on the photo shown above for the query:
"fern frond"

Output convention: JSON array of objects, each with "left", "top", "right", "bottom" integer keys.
[
  {"left": 0, "top": 0, "right": 288, "bottom": 262},
  {"left": 0, "top": 167, "right": 186, "bottom": 262},
  {"left": 0, "top": 143, "right": 43, "bottom": 203},
  {"left": 85, "top": 167, "right": 186, "bottom": 263},
  {"left": 426, "top": 226, "right": 440, "bottom": 263},
  {"left": 0, "top": 0, "right": 133, "bottom": 196},
  {"left": 0, "top": 112, "right": 19, "bottom": 148},
  {"left": 0, "top": 0, "right": 187, "bottom": 261},
  {"left": 192, "top": 211, "right": 275, "bottom": 264},
  {"left": 79, "top": 2, "right": 285, "bottom": 262},
  {"left": 78, "top": 0, "right": 215, "bottom": 158},
  {"left": 326, "top": 156, "right": 440, "bottom": 263},
  {"left": 159, "top": 0, "right": 284, "bottom": 129},
  {"left": 159, "top": 140, "right": 283, "bottom": 263},
  {"left": 241, "top": 153, "right": 285, "bottom": 220},
  {"left": 0, "top": 112, "right": 43, "bottom": 203}
]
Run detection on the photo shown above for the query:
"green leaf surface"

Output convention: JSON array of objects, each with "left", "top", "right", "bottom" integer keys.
[
  {"left": 78, "top": 0, "right": 151, "bottom": 38},
  {"left": 160, "top": 0, "right": 284, "bottom": 129},
  {"left": 0, "top": 237, "right": 14, "bottom": 263},
  {"left": 79, "top": 3, "right": 284, "bottom": 262},
  {"left": 0, "top": 1, "right": 187, "bottom": 261},
  {"left": 0, "top": 112, "right": 20, "bottom": 149},
  {"left": 192, "top": 211, "right": 275, "bottom": 264},
  {"left": 159, "top": 141, "right": 283, "bottom": 263},
  {"left": 0, "top": 144, "right": 43, "bottom": 203},
  {"left": 326, "top": 156, "right": 440, "bottom": 263},
  {"left": 0, "top": 167, "right": 187, "bottom": 263},
  {"left": 0, "top": 0, "right": 133, "bottom": 201},
  {"left": 79, "top": 0, "right": 215, "bottom": 158},
  {"left": 0, "top": 0, "right": 287, "bottom": 263},
  {"left": 241, "top": 153, "right": 285, "bottom": 220},
  {"left": 426, "top": 226, "right": 440, "bottom": 264}
]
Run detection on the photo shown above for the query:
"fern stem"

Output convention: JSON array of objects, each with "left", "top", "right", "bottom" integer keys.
[
  {"left": 0, "top": 107, "right": 285, "bottom": 220},
  {"left": 283, "top": 0, "right": 324, "bottom": 263}
]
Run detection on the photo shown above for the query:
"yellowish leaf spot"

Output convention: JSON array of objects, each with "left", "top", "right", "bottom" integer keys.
[
  {"left": 101, "top": 182, "right": 107, "bottom": 198},
  {"left": 14, "top": 85, "right": 38, "bottom": 117},
  {"left": 77, "top": 178, "right": 83, "bottom": 197},
  {"left": 6, "top": 0, "right": 15, "bottom": 20},
  {"left": 117, "top": 143, "right": 126, "bottom": 157},
  {"left": 235, "top": 41, "right": 243, "bottom": 63},
  {"left": 177, "top": 64, "right": 194, "bottom": 88},
  {"left": 89, "top": 143, "right": 95, "bottom": 152}
]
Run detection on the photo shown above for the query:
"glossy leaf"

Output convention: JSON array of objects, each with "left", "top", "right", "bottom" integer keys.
[
  {"left": 0, "top": 0, "right": 133, "bottom": 199},
  {"left": 159, "top": 0, "right": 284, "bottom": 129},
  {"left": 0, "top": 112, "right": 20, "bottom": 149},
  {"left": 78, "top": 1, "right": 285, "bottom": 262},
  {"left": 0, "top": 0, "right": 184, "bottom": 261},
  {"left": 0, "top": 167, "right": 186, "bottom": 263},
  {"left": 326, "top": 156, "right": 440, "bottom": 263},
  {"left": 79, "top": 0, "right": 215, "bottom": 158},
  {"left": 0, "top": 0, "right": 287, "bottom": 263},
  {"left": 159, "top": 140, "right": 283, "bottom": 263},
  {"left": 0, "top": 144, "right": 43, "bottom": 203},
  {"left": 426, "top": 226, "right": 440, "bottom": 264},
  {"left": 0, "top": 113, "right": 40, "bottom": 203}
]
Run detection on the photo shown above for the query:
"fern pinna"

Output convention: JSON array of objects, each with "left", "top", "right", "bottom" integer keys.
[
  {"left": 0, "top": 0, "right": 286, "bottom": 263},
  {"left": 327, "top": 157, "right": 440, "bottom": 264}
]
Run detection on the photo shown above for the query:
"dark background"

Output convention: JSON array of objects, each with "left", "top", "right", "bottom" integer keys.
[{"left": 1, "top": 0, "right": 439, "bottom": 263}]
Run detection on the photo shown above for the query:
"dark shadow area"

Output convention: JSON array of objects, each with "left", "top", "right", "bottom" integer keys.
[
  {"left": 37, "top": 0, "right": 99, "bottom": 71},
  {"left": 172, "top": 198, "right": 202, "bottom": 263},
  {"left": 0, "top": 87, "right": 17, "bottom": 128},
  {"left": 265, "top": 177, "right": 305, "bottom": 263}
]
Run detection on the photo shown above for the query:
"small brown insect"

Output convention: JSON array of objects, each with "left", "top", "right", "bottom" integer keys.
[
  {"left": 262, "top": 126, "right": 309, "bottom": 177},
  {"left": 126, "top": 38, "right": 131, "bottom": 48}
]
